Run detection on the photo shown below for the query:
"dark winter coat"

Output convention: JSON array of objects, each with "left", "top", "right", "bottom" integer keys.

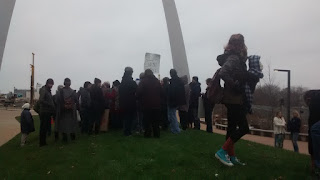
[
  {"left": 79, "top": 87, "right": 91, "bottom": 112},
  {"left": 218, "top": 52, "right": 248, "bottom": 105},
  {"left": 39, "top": 86, "right": 55, "bottom": 114},
  {"left": 203, "top": 86, "right": 213, "bottom": 109},
  {"left": 55, "top": 87, "right": 78, "bottom": 134},
  {"left": 167, "top": 76, "right": 186, "bottom": 107},
  {"left": 119, "top": 74, "right": 138, "bottom": 111},
  {"left": 20, "top": 109, "right": 35, "bottom": 134},
  {"left": 287, "top": 117, "right": 301, "bottom": 133},
  {"left": 137, "top": 74, "right": 162, "bottom": 110},
  {"left": 161, "top": 84, "right": 169, "bottom": 109},
  {"left": 189, "top": 82, "right": 201, "bottom": 108},
  {"left": 90, "top": 85, "right": 105, "bottom": 113},
  {"left": 307, "top": 90, "right": 320, "bottom": 128}
]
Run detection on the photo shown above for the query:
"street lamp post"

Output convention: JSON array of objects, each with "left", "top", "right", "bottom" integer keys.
[
  {"left": 30, "top": 53, "right": 35, "bottom": 107},
  {"left": 274, "top": 69, "right": 291, "bottom": 122}
]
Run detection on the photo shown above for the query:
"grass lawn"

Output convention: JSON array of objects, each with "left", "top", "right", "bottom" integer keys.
[{"left": 0, "top": 116, "right": 312, "bottom": 179}]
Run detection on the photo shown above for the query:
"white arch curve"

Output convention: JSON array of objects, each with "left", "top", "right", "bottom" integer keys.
[
  {"left": 0, "top": 0, "right": 16, "bottom": 70},
  {"left": 0, "top": 0, "right": 190, "bottom": 80}
]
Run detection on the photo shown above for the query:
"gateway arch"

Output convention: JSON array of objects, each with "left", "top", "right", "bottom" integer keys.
[{"left": 0, "top": 0, "right": 190, "bottom": 80}]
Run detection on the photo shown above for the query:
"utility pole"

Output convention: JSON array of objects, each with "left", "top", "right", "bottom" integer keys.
[{"left": 30, "top": 53, "right": 35, "bottom": 107}]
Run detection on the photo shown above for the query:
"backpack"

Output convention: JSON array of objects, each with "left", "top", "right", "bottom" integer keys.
[
  {"left": 33, "top": 100, "right": 40, "bottom": 114},
  {"left": 60, "top": 89, "right": 74, "bottom": 110},
  {"left": 207, "top": 68, "right": 223, "bottom": 105},
  {"left": 64, "top": 97, "right": 74, "bottom": 110}
]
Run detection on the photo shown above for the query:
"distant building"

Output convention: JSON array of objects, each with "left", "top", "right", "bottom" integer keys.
[{"left": 13, "top": 83, "right": 41, "bottom": 100}]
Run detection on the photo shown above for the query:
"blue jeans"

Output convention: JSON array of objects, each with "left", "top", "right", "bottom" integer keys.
[
  {"left": 168, "top": 106, "right": 181, "bottom": 134},
  {"left": 291, "top": 132, "right": 299, "bottom": 152},
  {"left": 311, "top": 121, "right": 320, "bottom": 168},
  {"left": 275, "top": 134, "right": 284, "bottom": 148}
]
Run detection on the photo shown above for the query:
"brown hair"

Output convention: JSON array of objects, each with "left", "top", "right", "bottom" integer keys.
[
  {"left": 225, "top": 34, "right": 247, "bottom": 59},
  {"left": 275, "top": 111, "right": 282, "bottom": 117}
]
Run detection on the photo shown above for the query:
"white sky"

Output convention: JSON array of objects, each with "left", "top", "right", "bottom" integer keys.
[{"left": 1, "top": 0, "right": 320, "bottom": 93}]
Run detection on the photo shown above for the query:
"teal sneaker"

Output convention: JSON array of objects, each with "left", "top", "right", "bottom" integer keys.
[
  {"left": 230, "top": 156, "right": 246, "bottom": 166},
  {"left": 215, "top": 148, "right": 233, "bottom": 167},
  {"left": 314, "top": 167, "right": 320, "bottom": 178}
]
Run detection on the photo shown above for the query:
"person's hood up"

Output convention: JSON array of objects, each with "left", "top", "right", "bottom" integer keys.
[{"left": 22, "top": 103, "right": 30, "bottom": 109}]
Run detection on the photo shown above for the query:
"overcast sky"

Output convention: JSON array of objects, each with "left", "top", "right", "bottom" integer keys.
[{"left": 1, "top": 0, "right": 320, "bottom": 94}]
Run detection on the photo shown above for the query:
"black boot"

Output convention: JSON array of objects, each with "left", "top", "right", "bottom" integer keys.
[
  {"left": 62, "top": 133, "right": 68, "bottom": 142},
  {"left": 70, "top": 133, "right": 76, "bottom": 141},
  {"left": 54, "top": 132, "right": 59, "bottom": 142}
]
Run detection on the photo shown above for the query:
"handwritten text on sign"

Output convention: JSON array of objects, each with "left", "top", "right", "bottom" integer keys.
[{"left": 144, "top": 53, "right": 160, "bottom": 74}]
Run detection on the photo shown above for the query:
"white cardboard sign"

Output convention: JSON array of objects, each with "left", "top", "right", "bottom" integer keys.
[{"left": 144, "top": 53, "right": 160, "bottom": 74}]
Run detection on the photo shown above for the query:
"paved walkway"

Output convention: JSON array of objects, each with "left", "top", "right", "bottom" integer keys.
[
  {"left": 199, "top": 122, "right": 309, "bottom": 155},
  {"left": 0, "top": 109, "right": 22, "bottom": 146},
  {"left": 0, "top": 109, "right": 309, "bottom": 155}
]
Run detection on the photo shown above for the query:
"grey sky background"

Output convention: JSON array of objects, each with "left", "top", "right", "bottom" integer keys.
[{"left": 1, "top": 0, "right": 320, "bottom": 94}]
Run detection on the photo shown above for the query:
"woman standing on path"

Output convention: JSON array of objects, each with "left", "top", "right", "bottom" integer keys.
[
  {"left": 287, "top": 110, "right": 301, "bottom": 152},
  {"left": 274, "top": 111, "right": 286, "bottom": 148},
  {"left": 214, "top": 34, "right": 249, "bottom": 166}
]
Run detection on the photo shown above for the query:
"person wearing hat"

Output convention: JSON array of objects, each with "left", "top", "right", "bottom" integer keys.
[
  {"left": 89, "top": 78, "right": 105, "bottom": 135},
  {"left": 167, "top": 69, "right": 186, "bottom": 134},
  {"left": 39, "top": 78, "right": 55, "bottom": 146},
  {"left": 53, "top": 85, "right": 64, "bottom": 141},
  {"left": 188, "top": 76, "right": 201, "bottom": 130},
  {"left": 20, "top": 103, "right": 35, "bottom": 147},
  {"left": 109, "top": 80, "right": 121, "bottom": 129},
  {"left": 55, "top": 78, "right": 78, "bottom": 142},
  {"left": 119, "top": 67, "right": 138, "bottom": 136},
  {"left": 78, "top": 81, "right": 92, "bottom": 134}
]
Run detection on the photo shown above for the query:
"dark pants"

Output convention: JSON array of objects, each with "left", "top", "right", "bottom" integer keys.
[
  {"left": 89, "top": 111, "right": 103, "bottom": 134},
  {"left": 291, "top": 132, "right": 299, "bottom": 152},
  {"left": 161, "top": 107, "right": 169, "bottom": 130},
  {"left": 204, "top": 104, "right": 213, "bottom": 133},
  {"left": 133, "top": 110, "right": 144, "bottom": 132},
  {"left": 62, "top": 133, "right": 76, "bottom": 142},
  {"left": 110, "top": 111, "right": 122, "bottom": 129},
  {"left": 143, "top": 109, "right": 161, "bottom": 138},
  {"left": 122, "top": 110, "right": 136, "bottom": 136},
  {"left": 47, "top": 118, "right": 52, "bottom": 136},
  {"left": 80, "top": 110, "right": 90, "bottom": 133},
  {"left": 189, "top": 107, "right": 200, "bottom": 130},
  {"left": 225, "top": 104, "right": 249, "bottom": 143},
  {"left": 39, "top": 112, "right": 52, "bottom": 146},
  {"left": 179, "top": 110, "right": 188, "bottom": 130}
]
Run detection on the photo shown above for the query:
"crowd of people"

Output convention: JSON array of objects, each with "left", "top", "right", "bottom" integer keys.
[
  {"left": 18, "top": 33, "right": 320, "bottom": 176},
  {"left": 32, "top": 65, "right": 213, "bottom": 146}
]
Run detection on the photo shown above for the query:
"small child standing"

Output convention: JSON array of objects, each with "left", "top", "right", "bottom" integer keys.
[{"left": 20, "top": 103, "right": 35, "bottom": 147}]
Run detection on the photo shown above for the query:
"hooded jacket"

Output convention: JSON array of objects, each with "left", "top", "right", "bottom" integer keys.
[
  {"left": 79, "top": 87, "right": 91, "bottom": 112},
  {"left": 137, "top": 74, "right": 162, "bottom": 110},
  {"left": 20, "top": 108, "right": 35, "bottom": 134},
  {"left": 119, "top": 73, "right": 138, "bottom": 111},
  {"left": 39, "top": 85, "right": 55, "bottom": 114},
  {"left": 167, "top": 76, "right": 186, "bottom": 107},
  {"left": 218, "top": 51, "right": 248, "bottom": 105},
  {"left": 189, "top": 81, "right": 201, "bottom": 108}
]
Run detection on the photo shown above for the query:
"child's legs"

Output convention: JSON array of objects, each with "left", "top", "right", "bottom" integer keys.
[{"left": 20, "top": 133, "right": 28, "bottom": 146}]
